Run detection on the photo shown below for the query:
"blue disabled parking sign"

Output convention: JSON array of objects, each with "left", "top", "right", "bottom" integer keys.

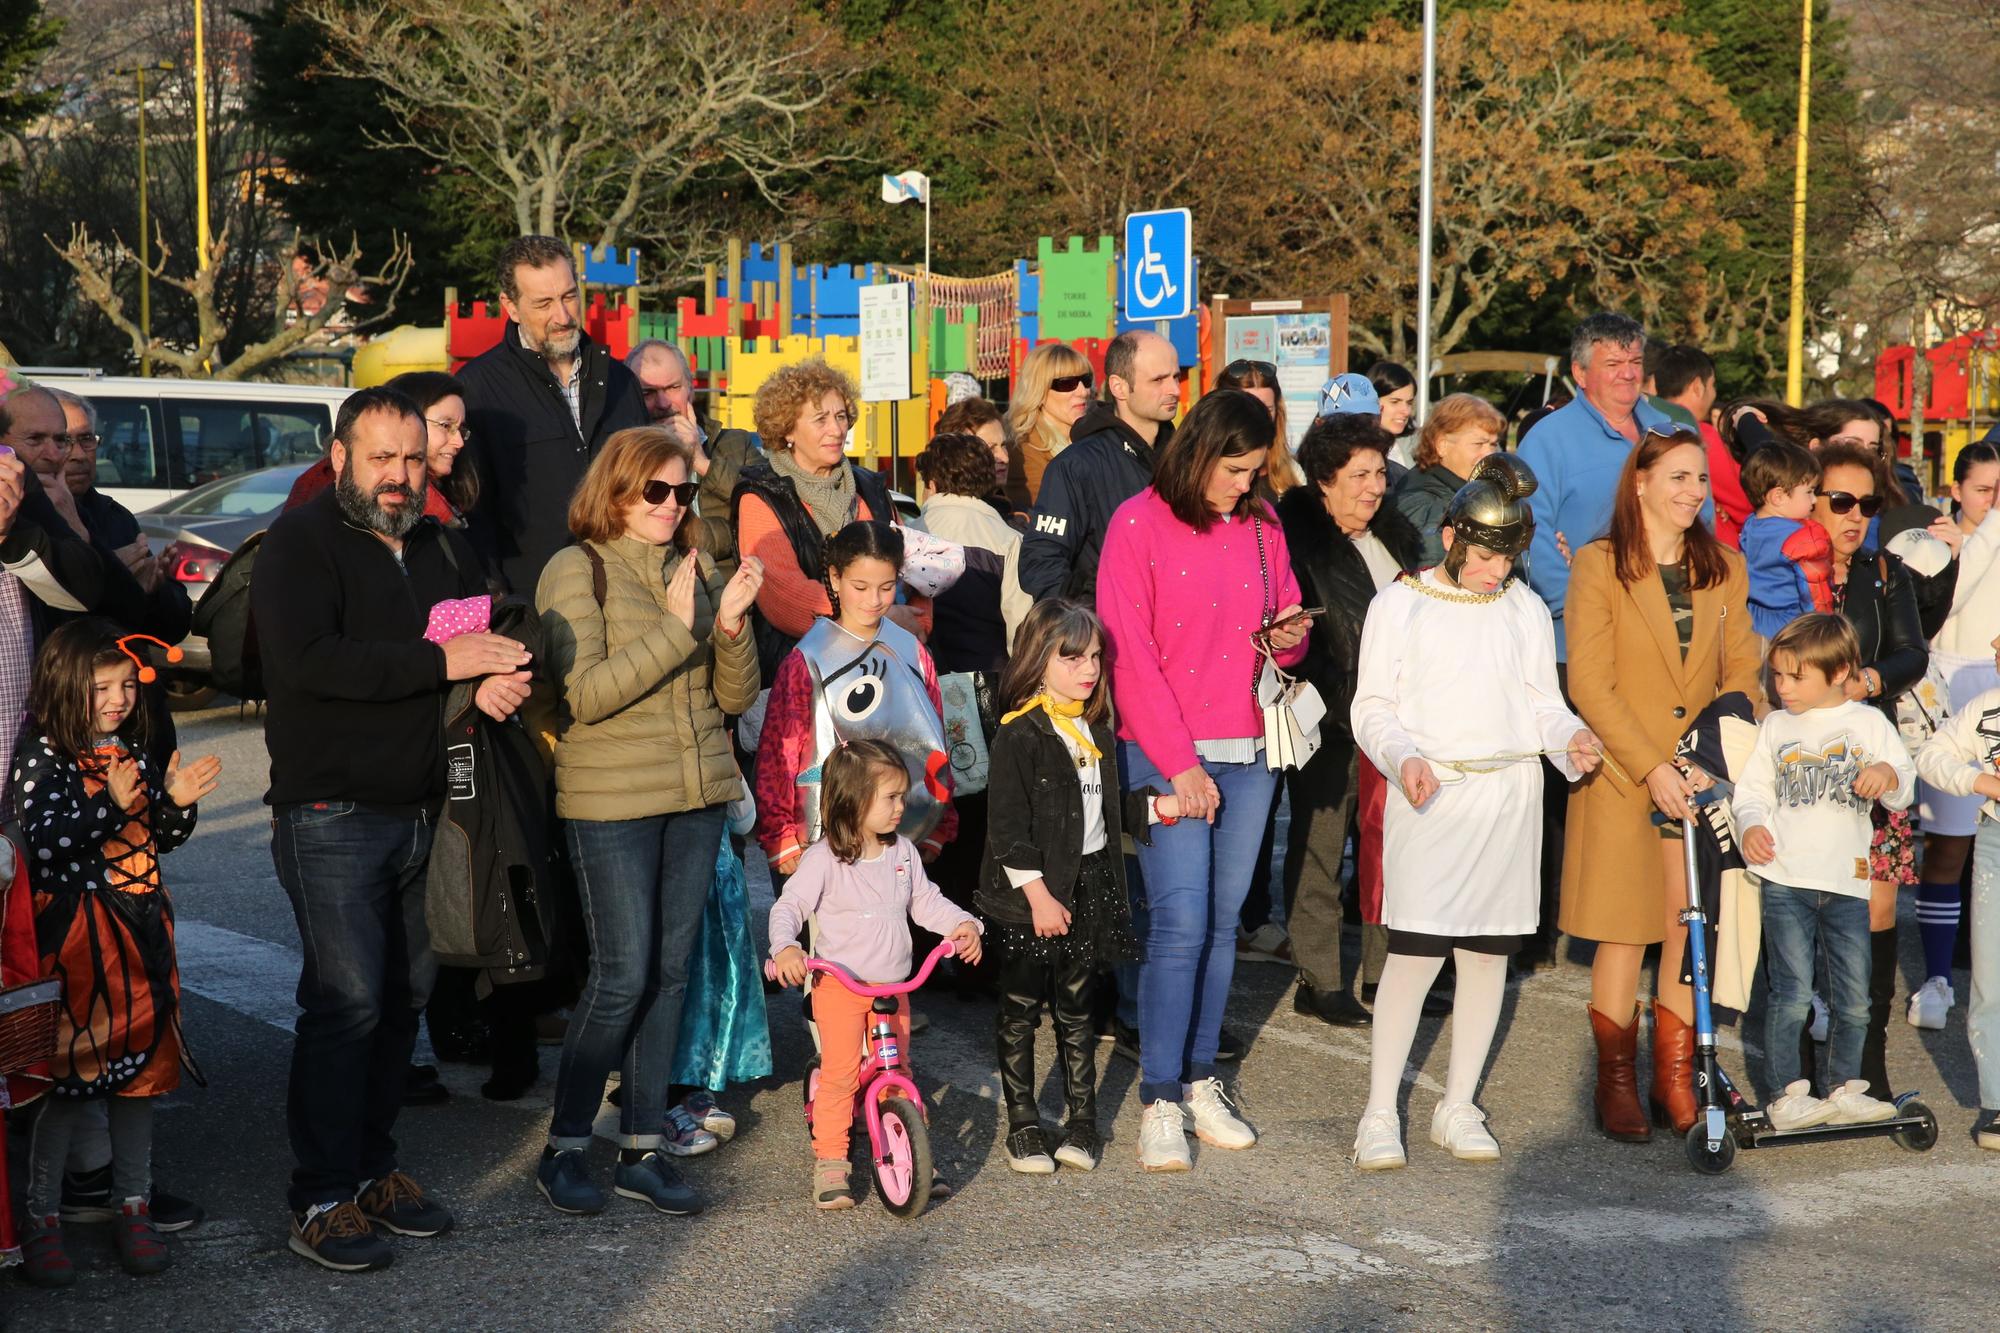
[{"left": 1124, "top": 208, "right": 1193, "bottom": 322}]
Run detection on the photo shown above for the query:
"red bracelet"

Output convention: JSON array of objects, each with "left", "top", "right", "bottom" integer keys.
[{"left": 1154, "top": 797, "right": 1177, "bottom": 827}]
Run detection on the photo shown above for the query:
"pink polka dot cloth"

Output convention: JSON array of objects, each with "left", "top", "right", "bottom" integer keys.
[{"left": 424, "top": 595, "right": 492, "bottom": 645}]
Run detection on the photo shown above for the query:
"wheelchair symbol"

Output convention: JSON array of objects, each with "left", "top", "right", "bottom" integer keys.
[{"left": 1133, "top": 224, "right": 1178, "bottom": 310}]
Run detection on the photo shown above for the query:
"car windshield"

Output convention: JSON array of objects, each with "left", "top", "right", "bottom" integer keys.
[{"left": 151, "top": 465, "right": 311, "bottom": 518}]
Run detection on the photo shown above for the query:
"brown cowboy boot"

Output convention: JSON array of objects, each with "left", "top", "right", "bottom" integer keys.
[
  {"left": 1590, "top": 1004, "right": 1652, "bottom": 1142},
  {"left": 1650, "top": 1001, "right": 1699, "bottom": 1134}
]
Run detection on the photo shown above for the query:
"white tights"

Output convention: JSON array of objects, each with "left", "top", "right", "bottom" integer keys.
[{"left": 1364, "top": 949, "right": 1510, "bottom": 1114}]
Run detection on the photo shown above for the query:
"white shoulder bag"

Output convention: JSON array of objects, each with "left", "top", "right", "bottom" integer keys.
[{"left": 1252, "top": 516, "right": 1327, "bottom": 771}]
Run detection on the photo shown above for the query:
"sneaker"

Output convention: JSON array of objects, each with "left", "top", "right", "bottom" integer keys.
[
  {"left": 1908, "top": 976, "right": 1954, "bottom": 1030},
  {"left": 21, "top": 1214, "right": 76, "bottom": 1288},
  {"left": 1808, "top": 992, "right": 1830, "bottom": 1044},
  {"left": 1353, "top": 1108, "right": 1406, "bottom": 1170},
  {"left": 1766, "top": 1079, "right": 1839, "bottom": 1131},
  {"left": 402, "top": 1062, "right": 450, "bottom": 1106},
  {"left": 356, "top": 1170, "right": 454, "bottom": 1238},
  {"left": 683, "top": 1090, "right": 736, "bottom": 1141},
  {"left": 1216, "top": 1026, "right": 1248, "bottom": 1063},
  {"left": 1137, "top": 1099, "right": 1193, "bottom": 1172},
  {"left": 1825, "top": 1078, "right": 1897, "bottom": 1125},
  {"left": 1977, "top": 1110, "right": 2000, "bottom": 1151},
  {"left": 1054, "top": 1122, "right": 1102, "bottom": 1171},
  {"left": 1429, "top": 1101, "right": 1500, "bottom": 1162},
  {"left": 662, "top": 1104, "right": 720, "bottom": 1157},
  {"left": 113, "top": 1197, "right": 171, "bottom": 1276},
  {"left": 1005, "top": 1124, "right": 1057, "bottom": 1174},
  {"left": 289, "top": 1201, "right": 393, "bottom": 1273},
  {"left": 812, "top": 1158, "right": 854, "bottom": 1210},
  {"left": 1109, "top": 1017, "right": 1142, "bottom": 1064},
  {"left": 536, "top": 1147, "right": 606, "bottom": 1215},
  {"left": 1236, "top": 923, "right": 1293, "bottom": 964},
  {"left": 1185, "top": 1077, "right": 1256, "bottom": 1149},
  {"left": 60, "top": 1167, "right": 205, "bottom": 1232},
  {"left": 150, "top": 1187, "right": 205, "bottom": 1234},
  {"left": 613, "top": 1151, "right": 704, "bottom": 1215}
]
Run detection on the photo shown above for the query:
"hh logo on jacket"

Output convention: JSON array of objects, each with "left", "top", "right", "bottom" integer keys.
[
  {"left": 1034, "top": 514, "right": 1067, "bottom": 537},
  {"left": 1773, "top": 736, "right": 1868, "bottom": 812}
]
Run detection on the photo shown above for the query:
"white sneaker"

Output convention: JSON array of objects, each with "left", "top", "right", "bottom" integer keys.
[
  {"left": 1429, "top": 1101, "right": 1500, "bottom": 1161},
  {"left": 1353, "top": 1108, "right": 1406, "bottom": 1170},
  {"left": 1184, "top": 1077, "right": 1256, "bottom": 1149},
  {"left": 1908, "top": 976, "right": 1954, "bottom": 1030},
  {"left": 1766, "top": 1079, "right": 1838, "bottom": 1131},
  {"left": 1825, "top": 1078, "right": 1896, "bottom": 1124},
  {"left": 1236, "top": 923, "right": 1293, "bottom": 964},
  {"left": 1137, "top": 1099, "right": 1192, "bottom": 1172},
  {"left": 1808, "top": 992, "right": 1830, "bottom": 1043}
]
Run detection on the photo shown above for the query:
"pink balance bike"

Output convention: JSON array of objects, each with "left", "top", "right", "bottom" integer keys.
[{"left": 766, "top": 938, "right": 956, "bottom": 1218}]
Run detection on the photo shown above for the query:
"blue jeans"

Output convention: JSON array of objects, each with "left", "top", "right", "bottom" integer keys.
[
  {"left": 1762, "top": 882, "right": 1871, "bottom": 1093},
  {"left": 274, "top": 802, "right": 438, "bottom": 1211},
  {"left": 550, "top": 805, "right": 725, "bottom": 1147},
  {"left": 1124, "top": 742, "right": 1278, "bottom": 1104}
]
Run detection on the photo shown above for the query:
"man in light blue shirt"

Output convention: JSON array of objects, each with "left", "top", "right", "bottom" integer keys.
[{"left": 1517, "top": 313, "right": 1711, "bottom": 660}]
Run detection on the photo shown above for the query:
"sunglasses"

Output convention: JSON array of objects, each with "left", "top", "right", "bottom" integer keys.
[
  {"left": 1817, "top": 489, "right": 1882, "bottom": 518},
  {"left": 1225, "top": 359, "right": 1277, "bottom": 380},
  {"left": 641, "top": 479, "right": 699, "bottom": 506},
  {"left": 1049, "top": 372, "right": 1094, "bottom": 393}
]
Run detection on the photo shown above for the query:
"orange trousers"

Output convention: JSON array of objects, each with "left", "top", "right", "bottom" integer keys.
[{"left": 810, "top": 985, "right": 911, "bottom": 1161}]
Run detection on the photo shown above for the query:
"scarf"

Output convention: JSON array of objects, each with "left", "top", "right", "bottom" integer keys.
[
  {"left": 768, "top": 447, "right": 858, "bottom": 539},
  {"left": 1000, "top": 693, "right": 1101, "bottom": 767}
]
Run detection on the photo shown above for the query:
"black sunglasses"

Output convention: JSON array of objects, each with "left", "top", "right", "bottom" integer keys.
[
  {"left": 1224, "top": 359, "right": 1278, "bottom": 380},
  {"left": 1818, "top": 489, "right": 1882, "bottom": 518},
  {"left": 642, "top": 479, "right": 699, "bottom": 506},
  {"left": 1049, "top": 372, "right": 1094, "bottom": 393}
]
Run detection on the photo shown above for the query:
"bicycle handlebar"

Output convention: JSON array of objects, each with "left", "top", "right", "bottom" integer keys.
[{"left": 764, "top": 937, "right": 958, "bottom": 997}]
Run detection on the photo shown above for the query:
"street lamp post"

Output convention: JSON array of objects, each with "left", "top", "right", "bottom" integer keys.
[
  {"left": 114, "top": 61, "right": 174, "bottom": 376},
  {"left": 193, "top": 0, "right": 211, "bottom": 270},
  {"left": 1415, "top": 0, "right": 1438, "bottom": 425},
  {"left": 1784, "top": 0, "right": 1813, "bottom": 406}
]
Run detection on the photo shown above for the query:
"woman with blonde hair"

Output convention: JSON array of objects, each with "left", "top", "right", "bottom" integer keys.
[
  {"left": 1009, "top": 343, "right": 1095, "bottom": 503},
  {"left": 1394, "top": 393, "right": 1506, "bottom": 567},
  {"left": 534, "top": 425, "right": 765, "bottom": 1218}
]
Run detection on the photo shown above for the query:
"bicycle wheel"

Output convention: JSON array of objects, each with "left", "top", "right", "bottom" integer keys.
[{"left": 872, "top": 1097, "right": 933, "bottom": 1220}]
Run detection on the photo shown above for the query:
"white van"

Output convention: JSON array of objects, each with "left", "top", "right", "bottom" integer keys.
[{"left": 21, "top": 371, "right": 351, "bottom": 512}]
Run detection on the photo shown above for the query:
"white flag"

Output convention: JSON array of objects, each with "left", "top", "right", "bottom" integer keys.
[{"left": 881, "top": 170, "right": 929, "bottom": 204}]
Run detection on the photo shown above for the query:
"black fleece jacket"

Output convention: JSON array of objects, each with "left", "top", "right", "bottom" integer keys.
[
  {"left": 1276, "top": 485, "right": 1422, "bottom": 738},
  {"left": 252, "top": 491, "right": 486, "bottom": 808},
  {"left": 1018, "top": 403, "right": 1169, "bottom": 602}
]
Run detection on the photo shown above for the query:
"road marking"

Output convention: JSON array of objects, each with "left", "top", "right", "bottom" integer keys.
[
  {"left": 174, "top": 918, "right": 304, "bottom": 1034},
  {"left": 965, "top": 1230, "right": 1402, "bottom": 1311}
]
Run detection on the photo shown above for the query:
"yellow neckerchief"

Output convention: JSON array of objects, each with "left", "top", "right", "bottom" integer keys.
[{"left": 1000, "top": 693, "right": 1102, "bottom": 767}]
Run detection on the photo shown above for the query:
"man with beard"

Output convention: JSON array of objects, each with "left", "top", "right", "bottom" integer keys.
[
  {"left": 251, "top": 386, "right": 533, "bottom": 1272},
  {"left": 459, "top": 235, "right": 647, "bottom": 594}
]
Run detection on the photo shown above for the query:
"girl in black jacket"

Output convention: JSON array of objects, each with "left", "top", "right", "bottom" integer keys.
[{"left": 976, "top": 600, "right": 1173, "bottom": 1174}]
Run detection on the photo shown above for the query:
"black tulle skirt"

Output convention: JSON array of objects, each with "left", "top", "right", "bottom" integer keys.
[{"left": 990, "top": 849, "right": 1142, "bottom": 966}]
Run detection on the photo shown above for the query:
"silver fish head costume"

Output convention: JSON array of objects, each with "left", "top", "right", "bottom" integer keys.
[{"left": 794, "top": 616, "right": 952, "bottom": 846}]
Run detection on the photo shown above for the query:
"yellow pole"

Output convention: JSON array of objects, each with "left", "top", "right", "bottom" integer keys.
[
  {"left": 193, "top": 0, "right": 211, "bottom": 271},
  {"left": 1785, "top": 0, "right": 1813, "bottom": 406}
]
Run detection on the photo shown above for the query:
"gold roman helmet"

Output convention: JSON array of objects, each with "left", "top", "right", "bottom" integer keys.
[{"left": 1443, "top": 452, "right": 1538, "bottom": 559}]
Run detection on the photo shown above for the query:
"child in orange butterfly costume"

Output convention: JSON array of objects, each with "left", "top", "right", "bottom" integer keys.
[{"left": 15, "top": 621, "right": 221, "bottom": 1284}]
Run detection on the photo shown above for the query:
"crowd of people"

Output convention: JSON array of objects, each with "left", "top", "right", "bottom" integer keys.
[{"left": 7, "top": 236, "right": 2000, "bottom": 1284}]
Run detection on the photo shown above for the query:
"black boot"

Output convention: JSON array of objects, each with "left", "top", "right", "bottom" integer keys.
[
  {"left": 1862, "top": 923, "right": 1898, "bottom": 1100},
  {"left": 1050, "top": 957, "right": 1099, "bottom": 1131},
  {"left": 994, "top": 951, "right": 1046, "bottom": 1133}
]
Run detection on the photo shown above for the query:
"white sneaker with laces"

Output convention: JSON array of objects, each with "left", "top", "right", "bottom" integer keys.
[
  {"left": 1184, "top": 1077, "right": 1256, "bottom": 1149},
  {"left": 1353, "top": 1108, "right": 1406, "bottom": 1171},
  {"left": 1825, "top": 1078, "right": 1896, "bottom": 1124},
  {"left": 1236, "top": 923, "right": 1292, "bottom": 964},
  {"left": 1908, "top": 976, "right": 1954, "bottom": 1030},
  {"left": 1137, "top": 1100, "right": 1192, "bottom": 1172},
  {"left": 1429, "top": 1101, "right": 1500, "bottom": 1161},
  {"left": 1766, "top": 1079, "right": 1838, "bottom": 1131},
  {"left": 1808, "top": 992, "right": 1830, "bottom": 1044}
]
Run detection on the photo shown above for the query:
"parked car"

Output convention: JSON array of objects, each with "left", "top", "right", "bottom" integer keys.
[
  {"left": 26, "top": 371, "right": 348, "bottom": 513},
  {"left": 137, "top": 462, "right": 312, "bottom": 709}
]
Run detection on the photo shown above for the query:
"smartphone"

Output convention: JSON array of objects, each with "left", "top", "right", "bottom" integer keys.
[{"left": 1264, "top": 606, "right": 1327, "bottom": 633}]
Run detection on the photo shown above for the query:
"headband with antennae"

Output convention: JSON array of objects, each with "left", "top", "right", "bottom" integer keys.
[{"left": 116, "top": 633, "right": 184, "bottom": 685}]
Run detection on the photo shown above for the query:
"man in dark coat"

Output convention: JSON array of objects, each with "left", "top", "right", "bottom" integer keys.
[
  {"left": 460, "top": 235, "right": 647, "bottom": 595},
  {"left": 626, "top": 338, "right": 760, "bottom": 577}
]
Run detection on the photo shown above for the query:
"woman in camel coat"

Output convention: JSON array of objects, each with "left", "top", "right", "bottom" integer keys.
[{"left": 1559, "top": 426, "right": 1762, "bottom": 1145}]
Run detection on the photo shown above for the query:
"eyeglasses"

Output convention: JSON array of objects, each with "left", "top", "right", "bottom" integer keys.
[
  {"left": 426, "top": 418, "right": 472, "bottom": 443},
  {"left": 641, "top": 479, "right": 699, "bottom": 506},
  {"left": 1826, "top": 433, "right": 1879, "bottom": 452},
  {"left": 1049, "top": 372, "right": 1093, "bottom": 393},
  {"left": 1818, "top": 489, "right": 1883, "bottom": 518},
  {"left": 1223, "top": 359, "right": 1277, "bottom": 380},
  {"left": 1642, "top": 425, "right": 1704, "bottom": 445},
  {"left": 17, "top": 431, "right": 83, "bottom": 450}
]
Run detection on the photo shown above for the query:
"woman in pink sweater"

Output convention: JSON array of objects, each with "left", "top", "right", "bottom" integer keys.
[{"left": 1096, "top": 390, "right": 1310, "bottom": 1172}]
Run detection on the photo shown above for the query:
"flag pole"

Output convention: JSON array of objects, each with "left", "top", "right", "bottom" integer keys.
[
  {"left": 1415, "top": 0, "right": 1437, "bottom": 426},
  {"left": 923, "top": 181, "right": 932, "bottom": 317}
]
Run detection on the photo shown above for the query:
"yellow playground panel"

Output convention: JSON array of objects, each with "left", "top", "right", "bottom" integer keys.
[{"left": 716, "top": 334, "right": 928, "bottom": 467}]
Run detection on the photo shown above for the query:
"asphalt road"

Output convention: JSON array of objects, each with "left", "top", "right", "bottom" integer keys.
[{"left": 9, "top": 702, "right": 1996, "bottom": 1331}]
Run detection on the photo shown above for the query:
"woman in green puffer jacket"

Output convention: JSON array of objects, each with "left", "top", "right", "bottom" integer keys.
[
  {"left": 1393, "top": 394, "right": 1507, "bottom": 568},
  {"left": 531, "top": 426, "right": 765, "bottom": 1218}
]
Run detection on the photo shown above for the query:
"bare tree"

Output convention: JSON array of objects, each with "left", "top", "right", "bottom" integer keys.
[
  {"left": 50, "top": 220, "right": 412, "bottom": 379},
  {"left": 302, "top": 0, "right": 861, "bottom": 286}
]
